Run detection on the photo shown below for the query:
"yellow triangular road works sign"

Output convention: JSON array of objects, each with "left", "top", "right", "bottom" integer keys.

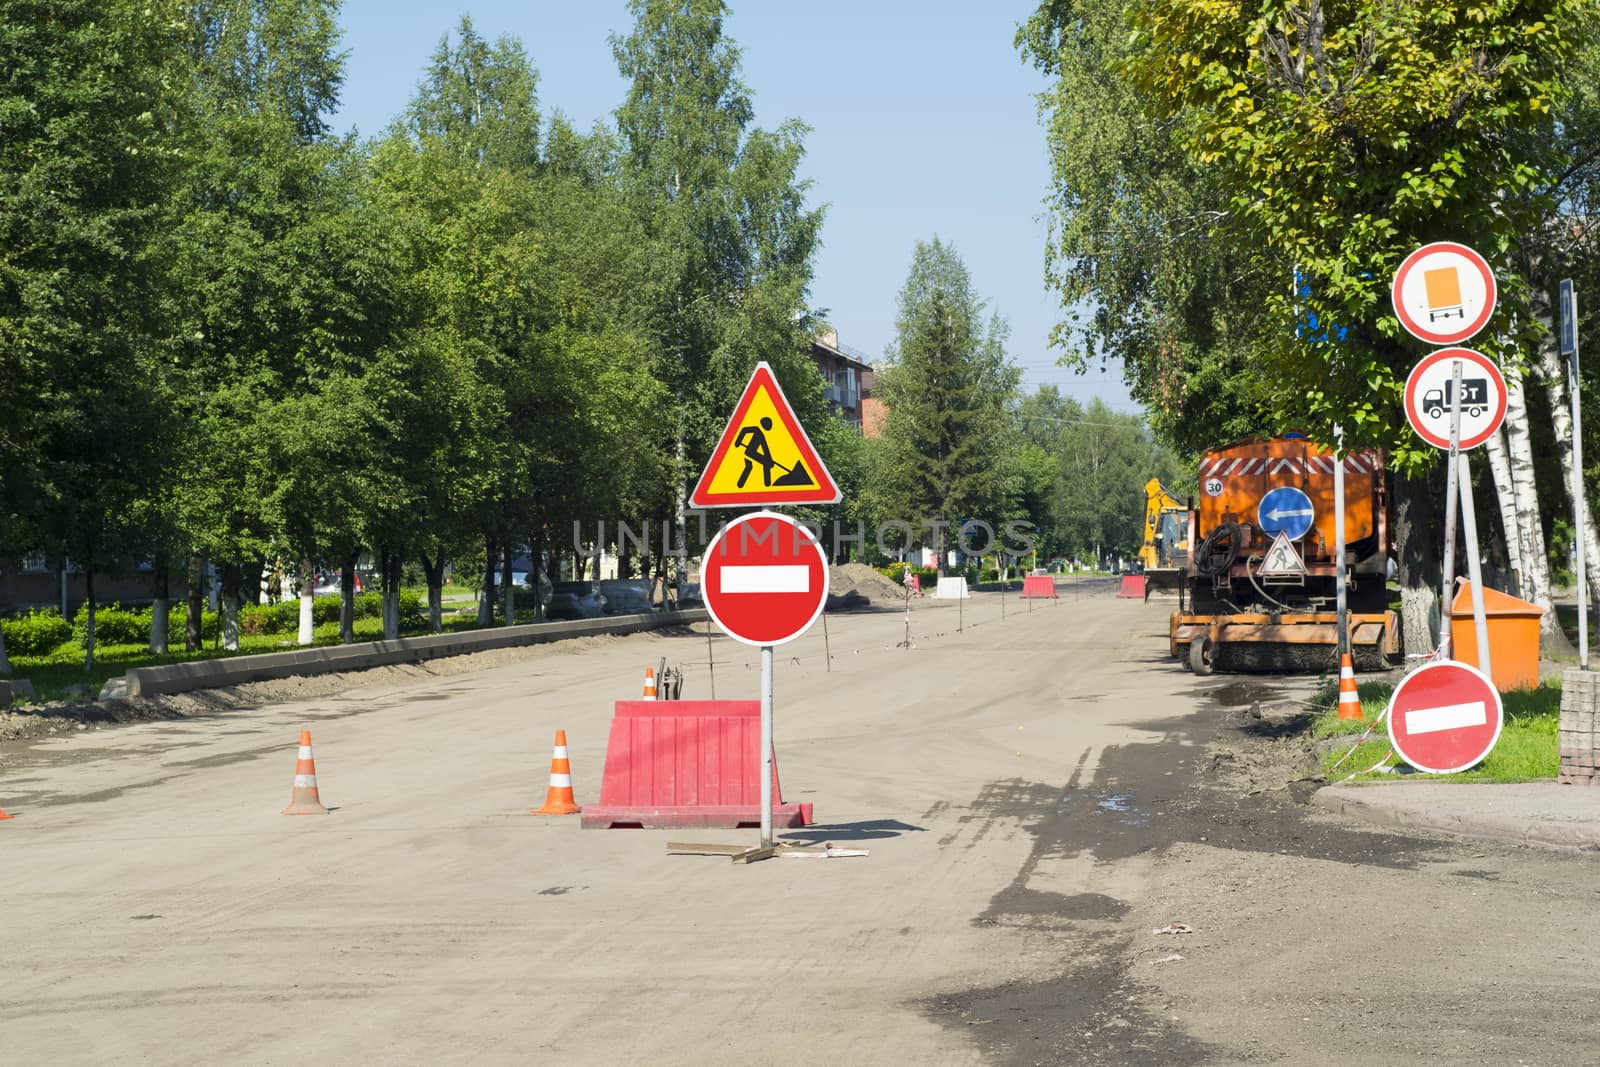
[{"left": 691, "top": 362, "right": 841, "bottom": 507}]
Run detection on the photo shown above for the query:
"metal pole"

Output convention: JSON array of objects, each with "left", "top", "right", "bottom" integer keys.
[
  {"left": 822, "top": 610, "right": 831, "bottom": 672},
  {"left": 1458, "top": 452, "right": 1493, "bottom": 678},
  {"left": 1572, "top": 285, "right": 1588, "bottom": 669},
  {"left": 1334, "top": 424, "right": 1348, "bottom": 657},
  {"left": 760, "top": 643, "right": 773, "bottom": 848},
  {"left": 707, "top": 623, "right": 716, "bottom": 699},
  {"left": 1441, "top": 361, "right": 1463, "bottom": 656}
]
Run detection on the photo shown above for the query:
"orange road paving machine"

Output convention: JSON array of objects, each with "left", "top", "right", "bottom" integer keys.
[{"left": 1169, "top": 435, "right": 1401, "bottom": 675}]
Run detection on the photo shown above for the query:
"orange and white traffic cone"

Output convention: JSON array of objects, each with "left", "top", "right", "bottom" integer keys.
[
  {"left": 532, "top": 730, "right": 580, "bottom": 815},
  {"left": 1337, "top": 653, "right": 1363, "bottom": 721},
  {"left": 642, "top": 667, "right": 657, "bottom": 701},
  {"left": 282, "top": 729, "right": 330, "bottom": 815}
]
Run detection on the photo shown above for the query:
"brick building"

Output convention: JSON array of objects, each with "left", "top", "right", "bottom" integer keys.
[{"left": 808, "top": 328, "right": 877, "bottom": 434}]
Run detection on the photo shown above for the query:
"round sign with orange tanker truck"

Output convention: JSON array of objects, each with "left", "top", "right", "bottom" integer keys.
[{"left": 1391, "top": 242, "right": 1497, "bottom": 346}]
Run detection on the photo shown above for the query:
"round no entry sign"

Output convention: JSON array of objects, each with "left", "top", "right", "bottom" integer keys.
[
  {"left": 702, "top": 511, "right": 828, "bottom": 647},
  {"left": 1386, "top": 661, "right": 1504, "bottom": 774}
]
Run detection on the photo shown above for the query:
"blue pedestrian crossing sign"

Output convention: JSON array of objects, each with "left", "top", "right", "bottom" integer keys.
[{"left": 1257, "top": 486, "right": 1315, "bottom": 541}]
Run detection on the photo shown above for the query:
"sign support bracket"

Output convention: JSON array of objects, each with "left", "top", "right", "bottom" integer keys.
[
  {"left": 1458, "top": 452, "right": 1493, "bottom": 677},
  {"left": 1441, "top": 361, "right": 1462, "bottom": 655}
]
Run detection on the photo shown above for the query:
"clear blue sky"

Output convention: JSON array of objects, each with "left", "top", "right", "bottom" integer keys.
[{"left": 328, "top": 1, "right": 1137, "bottom": 413}]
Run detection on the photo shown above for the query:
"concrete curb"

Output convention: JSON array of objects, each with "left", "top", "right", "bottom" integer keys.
[
  {"left": 105, "top": 609, "right": 709, "bottom": 700},
  {"left": 1313, "top": 781, "right": 1600, "bottom": 853}
]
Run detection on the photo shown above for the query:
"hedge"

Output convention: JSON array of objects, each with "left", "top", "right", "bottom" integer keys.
[{"left": 3, "top": 608, "right": 74, "bottom": 656}]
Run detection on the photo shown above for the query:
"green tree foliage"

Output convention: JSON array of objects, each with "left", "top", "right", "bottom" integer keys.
[
  {"left": 1023, "top": 0, "right": 1600, "bottom": 651},
  {"left": 1017, "top": 1, "right": 1267, "bottom": 454},
  {"left": 612, "top": 0, "right": 828, "bottom": 503},
  {"left": 1012, "top": 387, "right": 1188, "bottom": 562},
  {"left": 161, "top": 0, "right": 425, "bottom": 646},
  {"left": 2, "top": 1, "right": 856, "bottom": 650},
  {"left": 1023, "top": 0, "right": 1596, "bottom": 466},
  {"left": 871, "top": 239, "right": 1021, "bottom": 567},
  {"left": 0, "top": 0, "right": 187, "bottom": 666}
]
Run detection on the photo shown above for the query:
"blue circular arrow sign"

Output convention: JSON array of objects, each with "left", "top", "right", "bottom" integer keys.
[{"left": 1257, "top": 486, "right": 1315, "bottom": 541}]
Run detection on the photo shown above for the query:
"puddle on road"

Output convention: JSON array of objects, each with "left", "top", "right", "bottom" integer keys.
[{"left": 1092, "top": 792, "right": 1149, "bottom": 827}]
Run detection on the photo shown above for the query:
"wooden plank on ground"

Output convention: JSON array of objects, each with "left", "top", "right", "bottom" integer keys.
[{"left": 666, "top": 842, "right": 749, "bottom": 856}]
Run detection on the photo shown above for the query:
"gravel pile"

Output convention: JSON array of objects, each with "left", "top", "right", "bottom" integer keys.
[{"left": 829, "top": 563, "right": 909, "bottom": 606}]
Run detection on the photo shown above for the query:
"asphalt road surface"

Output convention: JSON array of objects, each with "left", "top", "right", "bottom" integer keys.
[{"left": 4, "top": 584, "right": 1598, "bottom": 1065}]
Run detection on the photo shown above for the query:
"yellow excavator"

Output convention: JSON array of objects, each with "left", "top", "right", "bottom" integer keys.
[{"left": 1127, "top": 479, "right": 1189, "bottom": 600}]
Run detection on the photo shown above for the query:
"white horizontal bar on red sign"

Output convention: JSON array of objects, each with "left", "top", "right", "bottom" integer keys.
[
  {"left": 1405, "top": 701, "right": 1488, "bottom": 735},
  {"left": 720, "top": 564, "right": 812, "bottom": 593}
]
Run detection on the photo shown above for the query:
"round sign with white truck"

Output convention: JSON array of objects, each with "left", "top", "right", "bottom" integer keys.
[{"left": 1403, "top": 347, "right": 1507, "bottom": 450}]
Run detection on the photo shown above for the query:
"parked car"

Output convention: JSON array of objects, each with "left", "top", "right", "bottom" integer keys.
[
  {"left": 675, "top": 582, "right": 703, "bottom": 609},
  {"left": 598, "top": 578, "right": 658, "bottom": 615},
  {"left": 545, "top": 580, "right": 606, "bottom": 620}
]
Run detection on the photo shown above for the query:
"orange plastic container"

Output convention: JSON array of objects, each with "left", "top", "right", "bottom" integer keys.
[{"left": 1449, "top": 581, "right": 1545, "bottom": 691}]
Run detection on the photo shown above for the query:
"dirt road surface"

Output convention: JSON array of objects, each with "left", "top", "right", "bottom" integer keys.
[{"left": 4, "top": 583, "right": 1598, "bottom": 1065}]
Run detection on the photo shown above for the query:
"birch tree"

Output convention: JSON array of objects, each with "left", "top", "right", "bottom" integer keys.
[
  {"left": 1529, "top": 296, "right": 1600, "bottom": 615},
  {"left": 1502, "top": 367, "right": 1566, "bottom": 648},
  {"left": 1483, "top": 426, "right": 1525, "bottom": 599}
]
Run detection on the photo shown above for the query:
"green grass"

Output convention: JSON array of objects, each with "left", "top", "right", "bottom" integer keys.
[{"left": 1314, "top": 674, "right": 1560, "bottom": 783}]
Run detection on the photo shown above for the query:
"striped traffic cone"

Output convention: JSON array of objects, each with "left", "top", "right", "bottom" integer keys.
[
  {"left": 282, "top": 729, "right": 330, "bottom": 815},
  {"left": 1336, "top": 653, "right": 1364, "bottom": 721},
  {"left": 642, "top": 667, "right": 657, "bottom": 701},
  {"left": 532, "top": 730, "right": 580, "bottom": 815}
]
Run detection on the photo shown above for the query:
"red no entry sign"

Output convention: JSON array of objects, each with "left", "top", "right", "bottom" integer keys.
[
  {"left": 1386, "top": 661, "right": 1503, "bottom": 774},
  {"left": 702, "top": 511, "right": 828, "bottom": 647}
]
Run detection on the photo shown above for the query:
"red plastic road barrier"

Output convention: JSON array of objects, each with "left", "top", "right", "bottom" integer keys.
[
  {"left": 580, "top": 700, "right": 814, "bottom": 829},
  {"left": 1021, "top": 575, "right": 1057, "bottom": 599},
  {"left": 1116, "top": 575, "right": 1146, "bottom": 599}
]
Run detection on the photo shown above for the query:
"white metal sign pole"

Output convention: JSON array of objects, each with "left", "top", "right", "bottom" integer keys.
[
  {"left": 1334, "top": 424, "right": 1348, "bottom": 657},
  {"left": 1571, "top": 283, "right": 1588, "bottom": 669},
  {"left": 1441, "top": 361, "right": 1463, "bottom": 656},
  {"left": 1457, "top": 451, "right": 1493, "bottom": 677},
  {"left": 760, "top": 644, "right": 773, "bottom": 847}
]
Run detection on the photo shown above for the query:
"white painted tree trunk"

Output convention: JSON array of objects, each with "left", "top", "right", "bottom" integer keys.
[
  {"left": 298, "top": 558, "right": 314, "bottom": 646},
  {"left": 1483, "top": 426, "right": 1524, "bottom": 598},
  {"left": 0, "top": 625, "right": 11, "bottom": 676},
  {"left": 149, "top": 561, "right": 169, "bottom": 654},
  {"left": 1533, "top": 330, "right": 1600, "bottom": 612},
  {"left": 1503, "top": 365, "right": 1566, "bottom": 648},
  {"left": 220, "top": 594, "right": 239, "bottom": 651}
]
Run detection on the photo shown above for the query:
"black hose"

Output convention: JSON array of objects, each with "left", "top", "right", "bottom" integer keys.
[{"left": 1195, "top": 521, "right": 1242, "bottom": 577}]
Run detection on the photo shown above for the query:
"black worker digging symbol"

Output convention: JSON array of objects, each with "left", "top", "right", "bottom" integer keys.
[{"left": 734, "top": 416, "right": 814, "bottom": 489}]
